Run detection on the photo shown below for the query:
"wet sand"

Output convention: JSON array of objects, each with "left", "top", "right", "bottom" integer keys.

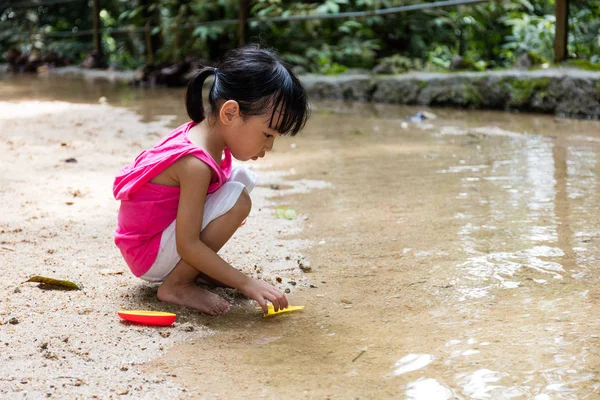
[{"left": 3, "top": 74, "right": 600, "bottom": 398}]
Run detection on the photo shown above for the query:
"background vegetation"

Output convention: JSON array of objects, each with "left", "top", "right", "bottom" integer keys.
[{"left": 1, "top": 0, "right": 599, "bottom": 73}]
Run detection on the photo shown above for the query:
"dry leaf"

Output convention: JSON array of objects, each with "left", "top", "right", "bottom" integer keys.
[
  {"left": 24, "top": 276, "right": 81, "bottom": 290},
  {"left": 99, "top": 269, "right": 123, "bottom": 276},
  {"left": 274, "top": 206, "right": 296, "bottom": 220}
]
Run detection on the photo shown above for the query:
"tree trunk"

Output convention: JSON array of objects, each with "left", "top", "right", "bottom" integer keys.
[
  {"left": 238, "top": 0, "right": 248, "bottom": 46},
  {"left": 554, "top": 0, "right": 569, "bottom": 62},
  {"left": 141, "top": 0, "right": 161, "bottom": 65},
  {"left": 92, "top": 0, "right": 104, "bottom": 60}
]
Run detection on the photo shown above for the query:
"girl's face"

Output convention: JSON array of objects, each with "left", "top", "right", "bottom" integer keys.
[{"left": 220, "top": 101, "right": 280, "bottom": 161}]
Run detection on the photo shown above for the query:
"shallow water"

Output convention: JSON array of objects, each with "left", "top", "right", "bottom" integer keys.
[{"left": 4, "top": 74, "right": 600, "bottom": 398}]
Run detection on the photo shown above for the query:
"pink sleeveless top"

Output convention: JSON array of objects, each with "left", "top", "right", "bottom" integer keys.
[{"left": 113, "top": 121, "right": 232, "bottom": 276}]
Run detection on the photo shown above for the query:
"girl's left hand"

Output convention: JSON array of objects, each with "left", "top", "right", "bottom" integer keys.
[{"left": 239, "top": 277, "right": 288, "bottom": 314}]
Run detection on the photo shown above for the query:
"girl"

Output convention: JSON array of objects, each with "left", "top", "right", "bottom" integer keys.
[{"left": 113, "top": 46, "right": 310, "bottom": 315}]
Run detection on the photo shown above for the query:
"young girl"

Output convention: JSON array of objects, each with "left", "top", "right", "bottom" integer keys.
[{"left": 113, "top": 46, "right": 310, "bottom": 315}]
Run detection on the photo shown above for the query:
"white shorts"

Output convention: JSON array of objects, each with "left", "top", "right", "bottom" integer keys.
[{"left": 140, "top": 165, "right": 257, "bottom": 282}]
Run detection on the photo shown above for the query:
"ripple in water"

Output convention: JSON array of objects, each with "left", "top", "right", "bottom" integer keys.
[
  {"left": 406, "top": 378, "right": 453, "bottom": 400},
  {"left": 393, "top": 354, "right": 434, "bottom": 376}
]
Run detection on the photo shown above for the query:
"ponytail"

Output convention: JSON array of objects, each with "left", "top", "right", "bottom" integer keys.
[{"left": 185, "top": 67, "right": 216, "bottom": 123}]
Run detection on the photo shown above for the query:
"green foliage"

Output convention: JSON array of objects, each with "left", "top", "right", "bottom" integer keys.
[
  {"left": 501, "top": 14, "right": 555, "bottom": 63},
  {"left": 566, "top": 59, "right": 600, "bottom": 72},
  {"left": 505, "top": 77, "right": 551, "bottom": 107},
  {"left": 1, "top": 0, "right": 599, "bottom": 72},
  {"left": 375, "top": 54, "right": 423, "bottom": 74}
]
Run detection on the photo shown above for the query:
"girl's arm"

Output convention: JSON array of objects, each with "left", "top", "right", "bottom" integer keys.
[{"left": 173, "top": 156, "right": 287, "bottom": 312}]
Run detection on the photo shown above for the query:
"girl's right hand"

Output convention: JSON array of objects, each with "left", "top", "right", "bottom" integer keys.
[{"left": 240, "top": 277, "right": 288, "bottom": 314}]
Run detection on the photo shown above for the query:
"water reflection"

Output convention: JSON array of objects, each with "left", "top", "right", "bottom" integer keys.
[
  {"left": 406, "top": 378, "right": 454, "bottom": 399},
  {"left": 393, "top": 353, "right": 434, "bottom": 375},
  {"left": 429, "top": 118, "right": 600, "bottom": 398}
]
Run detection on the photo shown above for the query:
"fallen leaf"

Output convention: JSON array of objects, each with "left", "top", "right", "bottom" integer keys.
[
  {"left": 99, "top": 269, "right": 124, "bottom": 276},
  {"left": 24, "top": 276, "right": 81, "bottom": 290},
  {"left": 274, "top": 206, "right": 296, "bottom": 220}
]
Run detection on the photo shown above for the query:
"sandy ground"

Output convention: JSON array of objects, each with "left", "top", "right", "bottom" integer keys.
[{"left": 0, "top": 100, "right": 315, "bottom": 398}]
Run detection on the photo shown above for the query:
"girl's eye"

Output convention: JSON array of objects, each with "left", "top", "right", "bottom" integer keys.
[{"left": 264, "top": 133, "right": 273, "bottom": 139}]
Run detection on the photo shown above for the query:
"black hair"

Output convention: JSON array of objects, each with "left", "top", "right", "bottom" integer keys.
[{"left": 186, "top": 45, "right": 310, "bottom": 136}]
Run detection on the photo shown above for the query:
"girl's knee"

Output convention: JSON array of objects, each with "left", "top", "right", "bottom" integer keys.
[{"left": 232, "top": 189, "right": 252, "bottom": 218}]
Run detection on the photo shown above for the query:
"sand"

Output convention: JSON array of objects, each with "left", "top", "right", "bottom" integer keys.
[{"left": 0, "top": 100, "right": 311, "bottom": 398}]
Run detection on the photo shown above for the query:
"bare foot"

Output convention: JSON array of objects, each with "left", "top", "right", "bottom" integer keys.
[{"left": 157, "top": 282, "right": 231, "bottom": 315}]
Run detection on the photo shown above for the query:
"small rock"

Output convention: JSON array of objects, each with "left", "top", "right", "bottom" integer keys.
[
  {"left": 9, "top": 317, "right": 19, "bottom": 325},
  {"left": 117, "top": 389, "right": 129, "bottom": 395},
  {"left": 276, "top": 277, "right": 282, "bottom": 283},
  {"left": 270, "top": 184, "right": 280, "bottom": 190},
  {"left": 183, "top": 325, "right": 194, "bottom": 332},
  {"left": 13, "top": 287, "right": 21, "bottom": 293},
  {"left": 309, "top": 284, "right": 318, "bottom": 288},
  {"left": 63, "top": 158, "right": 78, "bottom": 163},
  {"left": 40, "top": 342, "right": 48, "bottom": 351},
  {"left": 340, "top": 299, "right": 353, "bottom": 304},
  {"left": 405, "top": 111, "right": 437, "bottom": 123},
  {"left": 289, "top": 281, "right": 297, "bottom": 286},
  {"left": 159, "top": 331, "right": 171, "bottom": 338},
  {"left": 284, "top": 288, "right": 291, "bottom": 294},
  {"left": 298, "top": 260, "right": 312, "bottom": 272}
]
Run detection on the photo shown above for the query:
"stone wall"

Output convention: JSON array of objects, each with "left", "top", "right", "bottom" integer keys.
[
  {"left": 13, "top": 65, "right": 600, "bottom": 118},
  {"left": 301, "top": 69, "right": 600, "bottom": 119}
]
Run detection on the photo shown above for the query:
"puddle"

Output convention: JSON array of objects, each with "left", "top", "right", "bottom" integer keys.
[{"left": 5, "top": 75, "right": 600, "bottom": 398}]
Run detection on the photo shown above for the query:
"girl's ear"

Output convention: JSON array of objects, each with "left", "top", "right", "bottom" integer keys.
[{"left": 220, "top": 100, "right": 240, "bottom": 126}]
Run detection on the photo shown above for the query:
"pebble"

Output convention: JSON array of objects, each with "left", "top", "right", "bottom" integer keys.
[
  {"left": 340, "top": 299, "right": 352, "bottom": 304},
  {"left": 9, "top": 317, "right": 19, "bottom": 325},
  {"left": 299, "top": 262, "right": 312, "bottom": 272},
  {"left": 13, "top": 287, "right": 21, "bottom": 293}
]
